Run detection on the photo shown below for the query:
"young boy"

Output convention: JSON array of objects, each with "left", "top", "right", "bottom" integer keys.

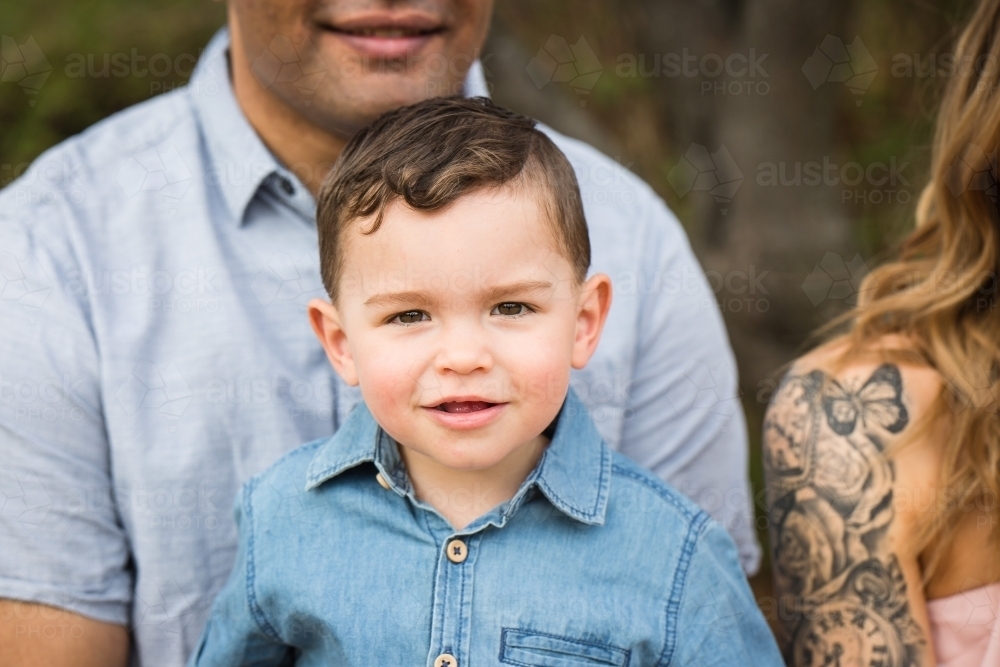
[{"left": 189, "top": 96, "right": 781, "bottom": 666}]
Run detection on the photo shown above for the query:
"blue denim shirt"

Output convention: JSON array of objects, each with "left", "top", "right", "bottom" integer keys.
[{"left": 190, "top": 388, "right": 780, "bottom": 667}]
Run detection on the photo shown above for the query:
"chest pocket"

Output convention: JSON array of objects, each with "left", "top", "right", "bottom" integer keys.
[{"left": 500, "top": 629, "right": 630, "bottom": 667}]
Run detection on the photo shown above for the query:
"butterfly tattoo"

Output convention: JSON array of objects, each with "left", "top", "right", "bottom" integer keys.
[{"left": 820, "top": 364, "right": 909, "bottom": 436}]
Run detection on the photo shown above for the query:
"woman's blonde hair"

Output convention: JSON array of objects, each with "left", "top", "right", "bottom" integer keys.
[{"left": 826, "top": 0, "right": 1000, "bottom": 581}]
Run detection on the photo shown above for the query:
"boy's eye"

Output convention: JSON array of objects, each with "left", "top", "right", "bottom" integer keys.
[
  {"left": 391, "top": 310, "right": 428, "bottom": 325},
  {"left": 492, "top": 302, "right": 530, "bottom": 317}
]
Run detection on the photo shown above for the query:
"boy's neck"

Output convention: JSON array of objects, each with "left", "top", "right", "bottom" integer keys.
[{"left": 398, "top": 434, "right": 550, "bottom": 531}]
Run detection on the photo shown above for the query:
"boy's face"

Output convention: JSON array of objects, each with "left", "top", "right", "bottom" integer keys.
[{"left": 308, "top": 185, "right": 611, "bottom": 474}]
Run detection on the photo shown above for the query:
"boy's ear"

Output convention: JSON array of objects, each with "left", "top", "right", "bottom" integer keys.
[
  {"left": 571, "top": 273, "right": 613, "bottom": 370},
  {"left": 307, "top": 298, "right": 359, "bottom": 386}
]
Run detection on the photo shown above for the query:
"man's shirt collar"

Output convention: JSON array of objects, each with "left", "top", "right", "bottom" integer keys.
[
  {"left": 188, "top": 27, "right": 492, "bottom": 227},
  {"left": 303, "top": 387, "right": 611, "bottom": 527},
  {"left": 189, "top": 28, "right": 280, "bottom": 226}
]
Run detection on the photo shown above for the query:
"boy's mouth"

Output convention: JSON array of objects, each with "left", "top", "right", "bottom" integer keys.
[
  {"left": 423, "top": 398, "right": 507, "bottom": 429},
  {"left": 433, "top": 401, "right": 497, "bottom": 413}
]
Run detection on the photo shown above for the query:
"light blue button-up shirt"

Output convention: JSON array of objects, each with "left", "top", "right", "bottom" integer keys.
[
  {"left": 0, "top": 27, "right": 758, "bottom": 667},
  {"left": 190, "top": 388, "right": 781, "bottom": 667}
]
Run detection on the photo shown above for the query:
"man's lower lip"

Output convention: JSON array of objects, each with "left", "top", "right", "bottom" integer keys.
[
  {"left": 326, "top": 31, "right": 439, "bottom": 59},
  {"left": 422, "top": 403, "right": 506, "bottom": 429}
]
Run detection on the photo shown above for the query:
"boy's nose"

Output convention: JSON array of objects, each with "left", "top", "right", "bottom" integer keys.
[{"left": 434, "top": 322, "right": 493, "bottom": 375}]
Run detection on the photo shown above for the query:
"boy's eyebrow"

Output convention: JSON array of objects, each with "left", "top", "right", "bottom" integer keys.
[{"left": 363, "top": 280, "right": 555, "bottom": 309}]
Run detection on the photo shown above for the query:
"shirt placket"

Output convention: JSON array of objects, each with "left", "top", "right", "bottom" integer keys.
[{"left": 427, "top": 527, "right": 482, "bottom": 667}]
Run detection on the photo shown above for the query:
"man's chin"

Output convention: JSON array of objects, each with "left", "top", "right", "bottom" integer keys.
[{"left": 318, "top": 82, "right": 460, "bottom": 132}]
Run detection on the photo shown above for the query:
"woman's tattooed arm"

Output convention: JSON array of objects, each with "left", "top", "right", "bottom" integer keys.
[{"left": 763, "top": 364, "right": 927, "bottom": 667}]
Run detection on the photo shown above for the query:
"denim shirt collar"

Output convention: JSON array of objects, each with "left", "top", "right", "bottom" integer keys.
[
  {"left": 304, "top": 387, "right": 611, "bottom": 527},
  {"left": 188, "top": 27, "right": 492, "bottom": 227}
]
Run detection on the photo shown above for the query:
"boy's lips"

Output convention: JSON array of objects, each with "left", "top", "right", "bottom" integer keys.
[
  {"left": 422, "top": 399, "right": 507, "bottom": 430},
  {"left": 433, "top": 400, "right": 495, "bottom": 413}
]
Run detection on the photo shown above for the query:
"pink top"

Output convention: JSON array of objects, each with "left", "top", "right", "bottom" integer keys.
[{"left": 927, "top": 582, "right": 1000, "bottom": 667}]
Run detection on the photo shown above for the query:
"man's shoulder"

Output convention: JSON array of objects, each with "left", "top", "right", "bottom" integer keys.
[
  {"left": 71, "top": 86, "right": 196, "bottom": 157},
  {"left": 0, "top": 87, "right": 199, "bottom": 213}
]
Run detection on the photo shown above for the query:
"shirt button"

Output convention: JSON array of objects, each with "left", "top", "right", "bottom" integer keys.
[
  {"left": 445, "top": 539, "right": 467, "bottom": 563},
  {"left": 279, "top": 176, "right": 295, "bottom": 196},
  {"left": 433, "top": 653, "right": 458, "bottom": 667},
  {"left": 375, "top": 472, "right": 391, "bottom": 490}
]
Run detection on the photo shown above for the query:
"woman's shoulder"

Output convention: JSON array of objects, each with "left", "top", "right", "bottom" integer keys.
[
  {"left": 789, "top": 334, "right": 943, "bottom": 404},
  {"left": 772, "top": 333, "right": 947, "bottom": 505}
]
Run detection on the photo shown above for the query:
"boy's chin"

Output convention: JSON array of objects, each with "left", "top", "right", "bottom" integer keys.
[
  {"left": 401, "top": 438, "right": 525, "bottom": 474},
  {"left": 412, "top": 447, "right": 506, "bottom": 473}
]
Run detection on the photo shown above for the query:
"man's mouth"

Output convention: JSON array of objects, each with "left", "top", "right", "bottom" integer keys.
[
  {"left": 330, "top": 26, "right": 444, "bottom": 38},
  {"left": 319, "top": 12, "right": 447, "bottom": 58}
]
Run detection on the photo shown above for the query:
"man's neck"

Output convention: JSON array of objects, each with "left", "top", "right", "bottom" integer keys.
[
  {"left": 399, "top": 434, "right": 549, "bottom": 532},
  {"left": 228, "top": 38, "right": 346, "bottom": 197}
]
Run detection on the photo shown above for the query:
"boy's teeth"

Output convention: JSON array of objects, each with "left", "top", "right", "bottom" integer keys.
[{"left": 438, "top": 401, "right": 492, "bottom": 413}]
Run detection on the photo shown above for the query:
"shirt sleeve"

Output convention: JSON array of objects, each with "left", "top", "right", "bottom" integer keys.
[
  {"left": 618, "top": 192, "right": 761, "bottom": 574},
  {"left": 665, "top": 520, "right": 782, "bottom": 667},
  {"left": 188, "top": 482, "right": 292, "bottom": 666},
  {"left": 0, "top": 191, "right": 132, "bottom": 624}
]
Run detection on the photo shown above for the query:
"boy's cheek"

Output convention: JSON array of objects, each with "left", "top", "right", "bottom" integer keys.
[
  {"left": 496, "top": 340, "right": 573, "bottom": 403},
  {"left": 521, "top": 368, "right": 572, "bottom": 407},
  {"left": 352, "top": 347, "right": 422, "bottom": 404}
]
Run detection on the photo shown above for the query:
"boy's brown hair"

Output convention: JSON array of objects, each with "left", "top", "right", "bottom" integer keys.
[{"left": 315, "top": 95, "right": 590, "bottom": 301}]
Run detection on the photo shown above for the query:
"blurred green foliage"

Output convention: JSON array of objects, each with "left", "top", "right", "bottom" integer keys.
[{"left": 0, "top": 0, "right": 225, "bottom": 179}]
